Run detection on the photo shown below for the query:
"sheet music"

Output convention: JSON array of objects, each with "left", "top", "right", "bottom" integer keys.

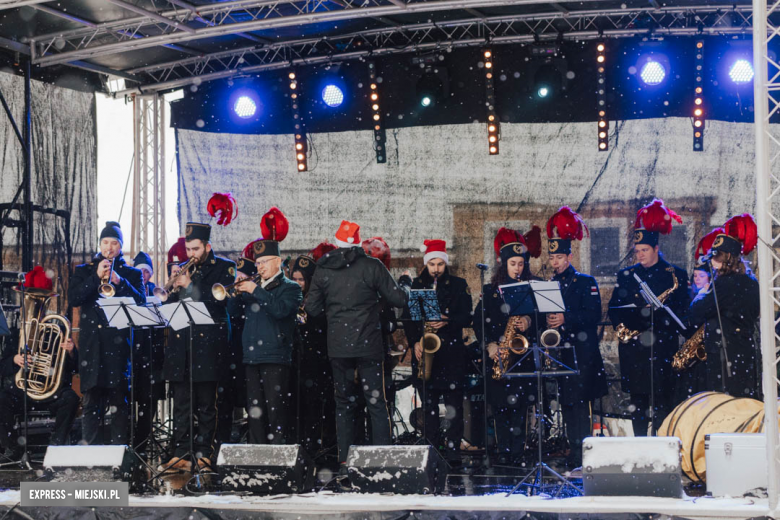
[
  {"left": 159, "top": 299, "right": 215, "bottom": 331},
  {"left": 529, "top": 280, "right": 566, "bottom": 313},
  {"left": 97, "top": 297, "right": 136, "bottom": 329},
  {"left": 125, "top": 305, "right": 164, "bottom": 327}
]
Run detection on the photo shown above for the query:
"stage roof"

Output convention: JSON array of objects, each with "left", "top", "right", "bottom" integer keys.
[{"left": 0, "top": 0, "right": 759, "bottom": 95}]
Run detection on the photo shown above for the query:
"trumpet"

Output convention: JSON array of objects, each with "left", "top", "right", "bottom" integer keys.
[
  {"left": 98, "top": 256, "right": 116, "bottom": 298},
  {"left": 154, "top": 257, "right": 197, "bottom": 301},
  {"left": 212, "top": 273, "right": 262, "bottom": 301}
]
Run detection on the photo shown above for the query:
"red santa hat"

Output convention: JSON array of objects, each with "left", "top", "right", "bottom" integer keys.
[
  {"left": 423, "top": 239, "right": 448, "bottom": 265},
  {"left": 335, "top": 220, "right": 361, "bottom": 249}
]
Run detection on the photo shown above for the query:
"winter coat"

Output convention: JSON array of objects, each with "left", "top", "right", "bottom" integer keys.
[
  {"left": 67, "top": 256, "right": 146, "bottom": 393},
  {"left": 402, "top": 268, "right": 473, "bottom": 390},
  {"left": 305, "top": 247, "right": 410, "bottom": 360},
  {"left": 607, "top": 258, "right": 690, "bottom": 395},
  {"left": 551, "top": 265, "right": 608, "bottom": 404},
  {"left": 690, "top": 272, "right": 760, "bottom": 398},
  {"left": 239, "top": 272, "right": 302, "bottom": 366},
  {"left": 162, "top": 250, "right": 235, "bottom": 383}
]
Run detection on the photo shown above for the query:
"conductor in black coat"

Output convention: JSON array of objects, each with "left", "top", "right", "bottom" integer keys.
[
  {"left": 161, "top": 222, "right": 235, "bottom": 472},
  {"left": 607, "top": 227, "right": 690, "bottom": 436},
  {"left": 403, "top": 240, "right": 472, "bottom": 456},
  {"left": 690, "top": 228, "right": 760, "bottom": 398},
  {"left": 68, "top": 221, "right": 146, "bottom": 445}
]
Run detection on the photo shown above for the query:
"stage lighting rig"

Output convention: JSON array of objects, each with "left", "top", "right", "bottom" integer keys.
[
  {"left": 322, "top": 84, "right": 344, "bottom": 107},
  {"left": 639, "top": 60, "right": 666, "bottom": 86},
  {"left": 729, "top": 59, "right": 754, "bottom": 84},
  {"left": 368, "top": 62, "right": 386, "bottom": 164},
  {"left": 596, "top": 42, "right": 608, "bottom": 151},
  {"left": 415, "top": 55, "right": 449, "bottom": 109},
  {"left": 693, "top": 41, "right": 705, "bottom": 152},
  {"left": 288, "top": 71, "right": 307, "bottom": 172},
  {"left": 483, "top": 49, "right": 499, "bottom": 155}
]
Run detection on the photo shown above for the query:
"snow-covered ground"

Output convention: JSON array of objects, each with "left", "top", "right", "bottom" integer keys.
[{"left": 0, "top": 488, "right": 771, "bottom": 519}]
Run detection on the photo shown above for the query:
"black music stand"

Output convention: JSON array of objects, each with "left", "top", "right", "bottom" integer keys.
[
  {"left": 156, "top": 299, "right": 215, "bottom": 492},
  {"left": 407, "top": 289, "right": 442, "bottom": 448},
  {"left": 498, "top": 282, "right": 582, "bottom": 497}
]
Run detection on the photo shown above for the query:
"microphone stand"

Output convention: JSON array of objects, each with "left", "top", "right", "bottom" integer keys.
[
  {"left": 18, "top": 276, "right": 31, "bottom": 470},
  {"left": 476, "top": 263, "right": 490, "bottom": 469}
]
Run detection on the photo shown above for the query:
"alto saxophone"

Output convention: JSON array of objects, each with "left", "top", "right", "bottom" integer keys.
[
  {"left": 419, "top": 274, "right": 441, "bottom": 381},
  {"left": 616, "top": 266, "right": 679, "bottom": 344},
  {"left": 492, "top": 315, "right": 530, "bottom": 380},
  {"left": 672, "top": 325, "right": 707, "bottom": 371}
]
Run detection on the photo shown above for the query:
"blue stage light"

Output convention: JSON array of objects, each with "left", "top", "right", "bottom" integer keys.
[
  {"left": 729, "top": 59, "right": 754, "bottom": 84},
  {"left": 640, "top": 61, "right": 666, "bottom": 86},
  {"left": 322, "top": 84, "right": 344, "bottom": 107},
  {"left": 233, "top": 95, "right": 257, "bottom": 118},
  {"left": 537, "top": 86, "right": 549, "bottom": 98}
]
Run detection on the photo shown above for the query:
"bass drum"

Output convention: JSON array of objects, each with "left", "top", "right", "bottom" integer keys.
[{"left": 659, "top": 391, "right": 766, "bottom": 482}]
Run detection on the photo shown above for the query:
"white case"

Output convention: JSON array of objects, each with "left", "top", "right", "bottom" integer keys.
[{"left": 705, "top": 433, "right": 767, "bottom": 497}]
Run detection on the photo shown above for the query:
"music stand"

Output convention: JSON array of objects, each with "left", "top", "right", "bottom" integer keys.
[
  {"left": 0, "top": 302, "right": 9, "bottom": 336},
  {"left": 155, "top": 299, "right": 215, "bottom": 491},
  {"left": 407, "top": 289, "right": 442, "bottom": 448},
  {"left": 498, "top": 282, "right": 582, "bottom": 497}
]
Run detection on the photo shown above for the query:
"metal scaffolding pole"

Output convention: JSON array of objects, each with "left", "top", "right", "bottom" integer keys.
[
  {"left": 131, "top": 94, "right": 166, "bottom": 286},
  {"left": 752, "top": 0, "right": 780, "bottom": 510}
]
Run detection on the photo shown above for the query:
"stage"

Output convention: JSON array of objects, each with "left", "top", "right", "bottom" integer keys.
[{"left": 0, "top": 487, "right": 772, "bottom": 520}]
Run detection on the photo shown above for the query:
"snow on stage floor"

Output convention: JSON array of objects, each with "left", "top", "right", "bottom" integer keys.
[{"left": 0, "top": 488, "right": 774, "bottom": 519}]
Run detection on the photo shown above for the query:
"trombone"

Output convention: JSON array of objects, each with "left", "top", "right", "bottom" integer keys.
[
  {"left": 154, "top": 257, "right": 197, "bottom": 301},
  {"left": 212, "top": 273, "right": 262, "bottom": 301},
  {"left": 98, "top": 256, "right": 116, "bottom": 298}
]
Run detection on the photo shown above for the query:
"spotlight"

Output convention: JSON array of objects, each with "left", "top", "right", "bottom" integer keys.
[
  {"left": 321, "top": 84, "right": 344, "bottom": 107},
  {"left": 233, "top": 96, "right": 257, "bottom": 119},
  {"left": 537, "top": 86, "right": 549, "bottom": 98},
  {"left": 421, "top": 96, "right": 432, "bottom": 107},
  {"left": 640, "top": 61, "right": 666, "bottom": 86},
  {"left": 416, "top": 65, "right": 448, "bottom": 109},
  {"left": 729, "top": 59, "right": 754, "bottom": 84}
]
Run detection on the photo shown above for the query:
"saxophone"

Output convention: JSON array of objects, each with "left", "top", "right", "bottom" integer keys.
[
  {"left": 616, "top": 267, "right": 679, "bottom": 344},
  {"left": 419, "top": 274, "right": 441, "bottom": 381},
  {"left": 492, "top": 315, "right": 530, "bottom": 380},
  {"left": 672, "top": 325, "right": 706, "bottom": 371}
]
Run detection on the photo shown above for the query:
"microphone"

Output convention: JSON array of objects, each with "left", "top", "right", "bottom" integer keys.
[
  {"left": 476, "top": 263, "right": 489, "bottom": 271},
  {"left": 17, "top": 272, "right": 26, "bottom": 282}
]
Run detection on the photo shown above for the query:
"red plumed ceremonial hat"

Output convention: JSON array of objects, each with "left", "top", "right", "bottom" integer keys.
[
  {"left": 546, "top": 206, "right": 589, "bottom": 240},
  {"left": 634, "top": 198, "right": 683, "bottom": 235},
  {"left": 260, "top": 207, "right": 289, "bottom": 242},
  {"left": 523, "top": 225, "right": 543, "bottom": 259},
  {"left": 493, "top": 227, "right": 523, "bottom": 257},
  {"left": 206, "top": 192, "right": 238, "bottom": 226},
  {"left": 22, "top": 265, "right": 52, "bottom": 291},
  {"left": 723, "top": 213, "right": 758, "bottom": 255},
  {"left": 167, "top": 237, "right": 187, "bottom": 264},
  {"left": 695, "top": 227, "right": 724, "bottom": 262},
  {"left": 362, "top": 237, "right": 392, "bottom": 269},
  {"left": 310, "top": 241, "right": 337, "bottom": 262}
]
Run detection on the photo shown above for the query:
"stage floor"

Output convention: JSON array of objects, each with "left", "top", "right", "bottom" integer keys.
[{"left": 0, "top": 488, "right": 773, "bottom": 520}]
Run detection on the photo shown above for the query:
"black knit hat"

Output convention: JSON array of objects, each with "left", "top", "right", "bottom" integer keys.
[
  {"left": 133, "top": 251, "right": 153, "bottom": 274},
  {"left": 185, "top": 222, "right": 211, "bottom": 242},
  {"left": 236, "top": 257, "right": 257, "bottom": 277},
  {"left": 100, "top": 221, "right": 123, "bottom": 245}
]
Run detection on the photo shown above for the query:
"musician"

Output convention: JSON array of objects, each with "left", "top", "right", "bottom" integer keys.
[
  {"left": 404, "top": 239, "right": 472, "bottom": 460},
  {"left": 305, "top": 220, "right": 411, "bottom": 487},
  {"left": 131, "top": 250, "right": 163, "bottom": 454},
  {"left": 234, "top": 208, "right": 301, "bottom": 445},
  {"left": 68, "top": 221, "right": 146, "bottom": 445},
  {"left": 291, "top": 242, "right": 336, "bottom": 455},
  {"left": 219, "top": 255, "right": 256, "bottom": 446},
  {"left": 160, "top": 222, "right": 235, "bottom": 472},
  {"left": 607, "top": 199, "right": 690, "bottom": 435},
  {"left": 473, "top": 226, "right": 541, "bottom": 463},
  {"left": 690, "top": 215, "right": 760, "bottom": 398},
  {"left": 545, "top": 207, "right": 607, "bottom": 468},
  {"left": 133, "top": 251, "right": 156, "bottom": 296},
  {"left": 167, "top": 237, "right": 187, "bottom": 279}
]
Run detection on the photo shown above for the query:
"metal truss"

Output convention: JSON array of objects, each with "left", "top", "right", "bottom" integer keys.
[
  {"left": 30, "top": 0, "right": 748, "bottom": 68},
  {"left": 111, "top": 5, "right": 753, "bottom": 95},
  {"left": 130, "top": 94, "right": 167, "bottom": 286},
  {"left": 752, "top": 0, "right": 780, "bottom": 511}
]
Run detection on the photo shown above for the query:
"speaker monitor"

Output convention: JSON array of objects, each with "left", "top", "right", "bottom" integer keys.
[
  {"left": 216, "top": 444, "right": 314, "bottom": 494},
  {"left": 43, "top": 445, "right": 134, "bottom": 482},
  {"left": 346, "top": 445, "right": 446, "bottom": 494},
  {"left": 582, "top": 436, "right": 683, "bottom": 498}
]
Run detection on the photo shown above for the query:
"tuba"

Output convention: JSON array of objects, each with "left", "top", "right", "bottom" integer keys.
[
  {"left": 492, "top": 315, "right": 530, "bottom": 380},
  {"left": 14, "top": 288, "right": 70, "bottom": 401},
  {"left": 616, "top": 267, "right": 679, "bottom": 344},
  {"left": 672, "top": 325, "right": 707, "bottom": 371},
  {"left": 418, "top": 274, "right": 441, "bottom": 382}
]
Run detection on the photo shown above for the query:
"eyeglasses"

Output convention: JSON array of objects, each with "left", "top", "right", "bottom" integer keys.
[{"left": 256, "top": 258, "right": 277, "bottom": 266}]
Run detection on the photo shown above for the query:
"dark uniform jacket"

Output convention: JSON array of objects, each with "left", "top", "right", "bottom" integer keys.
[
  {"left": 0, "top": 328, "right": 78, "bottom": 394},
  {"left": 690, "top": 272, "right": 760, "bottom": 398},
  {"left": 403, "top": 268, "right": 473, "bottom": 390},
  {"left": 162, "top": 250, "right": 235, "bottom": 383},
  {"left": 67, "top": 256, "right": 146, "bottom": 393},
  {"left": 551, "top": 265, "right": 608, "bottom": 404},
  {"left": 305, "top": 247, "right": 410, "bottom": 360},
  {"left": 607, "top": 258, "right": 690, "bottom": 395},
  {"left": 239, "top": 272, "right": 302, "bottom": 366}
]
